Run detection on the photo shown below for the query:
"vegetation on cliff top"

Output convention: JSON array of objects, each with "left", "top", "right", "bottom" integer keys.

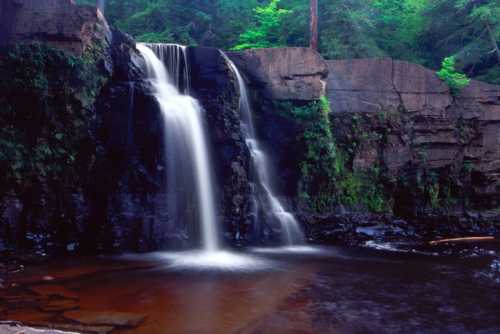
[
  {"left": 76, "top": 0, "right": 499, "bottom": 84},
  {"left": 437, "top": 56, "right": 471, "bottom": 93}
]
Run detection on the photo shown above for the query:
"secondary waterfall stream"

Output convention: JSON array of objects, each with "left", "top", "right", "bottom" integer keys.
[
  {"left": 222, "top": 53, "right": 305, "bottom": 245},
  {"left": 137, "top": 42, "right": 304, "bottom": 260},
  {"left": 137, "top": 44, "right": 265, "bottom": 270},
  {"left": 137, "top": 43, "right": 219, "bottom": 251}
]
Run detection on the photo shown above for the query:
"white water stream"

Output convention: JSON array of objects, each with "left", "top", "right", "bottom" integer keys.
[
  {"left": 137, "top": 44, "right": 219, "bottom": 252},
  {"left": 222, "top": 53, "right": 305, "bottom": 245}
]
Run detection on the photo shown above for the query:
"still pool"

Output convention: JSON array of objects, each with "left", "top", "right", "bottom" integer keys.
[{"left": 2, "top": 246, "right": 500, "bottom": 333}]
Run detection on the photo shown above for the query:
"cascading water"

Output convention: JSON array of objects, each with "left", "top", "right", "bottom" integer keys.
[
  {"left": 222, "top": 53, "right": 305, "bottom": 245},
  {"left": 96, "top": 0, "right": 105, "bottom": 14},
  {"left": 137, "top": 43, "right": 218, "bottom": 252}
]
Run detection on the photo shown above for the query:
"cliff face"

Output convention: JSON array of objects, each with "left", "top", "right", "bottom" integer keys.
[
  {"left": 327, "top": 59, "right": 500, "bottom": 211},
  {"left": 0, "top": 0, "right": 250, "bottom": 253},
  {"left": 228, "top": 47, "right": 329, "bottom": 200},
  {"left": 228, "top": 47, "right": 328, "bottom": 100},
  {"left": 0, "top": 0, "right": 108, "bottom": 54}
]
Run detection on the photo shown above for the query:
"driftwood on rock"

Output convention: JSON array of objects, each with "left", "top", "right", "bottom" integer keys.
[{"left": 429, "top": 237, "right": 495, "bottom": 245}]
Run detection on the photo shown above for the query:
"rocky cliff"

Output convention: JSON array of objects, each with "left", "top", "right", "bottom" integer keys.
[
  {"left": 0, "top": 0, "right": 251, "bottom": 253},
  {"left": 233, "top": 52, "right": 500, "bottom": 245},
  {"left": 228, "top": 47, "right": 328, "bottom": 100},
  {"left": 0, "top": 0, "right": 109, "bottom": 54},
  {"left": 327, "top": 59, "right": 500, "bottom": 213}
]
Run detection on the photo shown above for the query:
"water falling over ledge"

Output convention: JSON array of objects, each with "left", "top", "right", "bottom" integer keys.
[
  {"left": 221, "top": 52, "right": 305, "bottom": 246},
  {"left": 137, "top": 44, "right": 275, "bottom": 270},
  {"left": 137, "top": 43, "right": 219, "bottom": 252}
]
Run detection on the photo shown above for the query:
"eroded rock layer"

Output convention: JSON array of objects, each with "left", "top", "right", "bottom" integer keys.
[{"left": 327, "top": 59, "right": 500, "bottom": 208}]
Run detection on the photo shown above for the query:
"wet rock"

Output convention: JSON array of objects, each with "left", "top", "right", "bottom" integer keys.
[
  {"left": 30, "top": 285, "right": 79, "bottom": 300},
  {"left": 305, "top": 210, "right": 499, "bottom": 255},
  {"left": 188, "top": 47, "right": 251, "bottom": 244},
  {"left": 63, "top": 310, "right": 146, "bottom": 327},
  {"left": 40, "top": 299, "right": 80, "bottom": 313},
  {"left": 26, "top": 321, "right": 114, "bottom": 334},
  {"left": 0, "top": 322, "right": 78, "bottom": 334}
]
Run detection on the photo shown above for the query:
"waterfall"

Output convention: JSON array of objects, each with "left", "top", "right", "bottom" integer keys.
[
  {"left": 137, "top": 43, "right": 219, "bottom": 252},
  {"left": 96, "top": 0, "right": 105, "bottom": 14},
  {"left": 222, "top": 53, "right": 305, "bottom": 245}
]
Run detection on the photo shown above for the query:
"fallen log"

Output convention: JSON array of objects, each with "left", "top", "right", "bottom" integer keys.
[{"left": 429, "top": 236, "right": 495, "bottom": 246}]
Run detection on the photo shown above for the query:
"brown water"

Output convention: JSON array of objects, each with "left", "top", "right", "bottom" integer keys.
[{"left": 2, "top": 246, "right": 500, "bottom": 334}]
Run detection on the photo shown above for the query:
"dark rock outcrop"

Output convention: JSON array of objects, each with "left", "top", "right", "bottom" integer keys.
[
  {"left": 0, "top": 0, "right": 109, "bottom": 54},
  {"left": 188, "top": 47, "right": 251, "bottom": 245}
]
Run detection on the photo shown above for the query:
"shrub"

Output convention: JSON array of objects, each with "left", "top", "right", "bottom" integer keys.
[{"left": 436, "top": 56, "right": 470, "bottom": 93}]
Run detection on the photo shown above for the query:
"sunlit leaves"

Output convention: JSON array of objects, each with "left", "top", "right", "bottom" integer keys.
[
  {"left": 232, "top": 0, "right": 291, "bottom": 50},
  {"left": 436, "top": 56, "right": 470, "bottom": 93}
]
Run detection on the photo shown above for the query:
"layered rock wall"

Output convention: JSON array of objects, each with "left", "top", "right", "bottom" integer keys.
[
  {"left": 327, "top": 59, "right": 500, "bottom": 208},
  {"left": 0, "top": 0, "right": 108, "bottom": 54},
  {"left": 228, "top": 47, "right": 328, "bottom": 100}
]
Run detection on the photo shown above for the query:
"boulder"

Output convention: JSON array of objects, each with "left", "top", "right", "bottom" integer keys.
[
  {"left": 63, "top": 310, "right": 146, "bottom": 327},
  {"left": 0, "top": 322, "right": 79, "bottom": 334},
  {"left": 228, "top": 47, "right": 328, "bottom": 100}
]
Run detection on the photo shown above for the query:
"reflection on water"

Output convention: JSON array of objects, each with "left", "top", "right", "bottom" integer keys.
[
  {"left": 2, "top": 246, "right": 500, "bottom": 334},
  {"left": 130, "top": 250, "right": 275, "bottom": 271},
  {"left": 251, "top": 245, "right": 326, "bottom": 255}
]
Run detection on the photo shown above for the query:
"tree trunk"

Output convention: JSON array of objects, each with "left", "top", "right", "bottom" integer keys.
[
  {"left": 486, "top": 23, "right": 500, "bottom": 63},
  {"left": 310, "top": 0, "right": 318, "bottom": 50}
]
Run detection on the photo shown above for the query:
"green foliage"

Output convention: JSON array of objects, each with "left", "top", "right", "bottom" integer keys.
[
  {"left": 288, "top": 97, "right": 337, "bottom": 212},
  {"left": 74, "top": 0, "right": 498, "bottom": 83},
  {"left": 288, "top": 97, "right": 390, "bottom": 213},
  {"left": 419, "top": 0, "right": 499, "bottom": 83},
  {"left": 436, "top": 56, "right": 471, "bottom": 92},
  {"left": 232, "top": 0, "right": 291, "bottom": 50},
  {"left": 318, "top": 0, "right": 385, "bottom": 59},
  {"left": 337, "top": 167, "right": 389, "bottom": 213},
  {"left": 0, "top": 43, "right": 106, "bottom": 198},
  {"left": 371, "top": 0, "right": 428, "bottom": 61}
]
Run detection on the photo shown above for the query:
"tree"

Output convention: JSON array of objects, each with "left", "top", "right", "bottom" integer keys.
[
  {"left": 419, "top": 0, "right": 499, "bottom": 82},
  {"left": 371, "top": 0, "right": 428, "bottom": 61},
  {"left": 310, "top": 0, "right": 318, "bottom": 50},
  {"left": 232, "top": 0, "right": 292, "bottom": 50},
  {"left": 436, "top": 56, "right": 471, "bottom": 92},
  {"left": 460, "top": 0, "right": 500, "bottom": 63},
  {"left": 318, "top": 0, "right": 384, "bottom": 59}
]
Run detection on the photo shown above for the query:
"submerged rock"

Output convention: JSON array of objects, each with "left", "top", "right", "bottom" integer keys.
[
  {"left": 0, "top": 322, "right": 78, "bottom": 334},
  {"left": 63, "top": 310, "right": 146, "bottom": 328}
]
